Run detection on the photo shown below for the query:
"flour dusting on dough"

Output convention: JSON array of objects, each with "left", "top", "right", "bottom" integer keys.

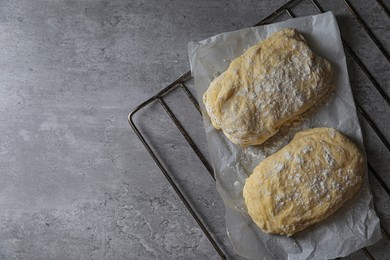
[
  {"left": 203, "top": 28, "right": 334, "bottom": 146},
  {"left": 243, "top": 128, "right": 364, "bottom": 236}
]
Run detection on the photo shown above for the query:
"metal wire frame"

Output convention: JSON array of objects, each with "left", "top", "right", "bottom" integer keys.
[
  {"left": 128, "top": 0, "right": 390, "bottom": 258},
  {"left": 377, "top": 0, "right": 390, "bottom": 17}
]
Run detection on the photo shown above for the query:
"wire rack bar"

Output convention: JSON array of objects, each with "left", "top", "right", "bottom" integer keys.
[
  {"left": 158, "top": 98, "right": 214, "bottom": 178},
  {"left": 382, "top": 226, "right": 390, "bottom": 240},
  {"left": 368, "top": 163, "right": 390, "bottom": 197},
  {"left": 376, "top": 0, "right": 390, "bottom": 18},
  {"left": 362, "top": 248, "right": 375, "bottom": 260},
  {"left": 356, "top": 103, "right": 390, "bottom": 153},
  {"left": 128, "top": 101, "right": 226, "bottom": 259},
  {"left": 129, "top": 0, "right": 390, "bottom": 258},
  {"left": 254, "top": 0, "right": 303, "bottom": 26},
  {"left": 342, "top": 41, "right": 390, "bottom": 105},
  {"left": 310, "top": 0, "right": 390, "bottom": 105},
  {"left": 179, "top": 83, "right": 202, "bottom": 115},
  {"left": 341, "top": 0, "right": 390, "bottom": 63}
]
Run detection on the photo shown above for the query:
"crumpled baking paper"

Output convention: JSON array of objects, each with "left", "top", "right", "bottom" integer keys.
[{"left": 188, "top": 12, "right": 381, "bottom": 259}]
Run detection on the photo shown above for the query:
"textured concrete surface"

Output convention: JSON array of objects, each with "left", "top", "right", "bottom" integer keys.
[{"left": 0, "top": 0, "right": 389, "bottom": 259}]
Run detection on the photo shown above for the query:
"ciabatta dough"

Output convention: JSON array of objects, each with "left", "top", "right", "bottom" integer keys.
[
  {"left": 243, "top": 128, "right": 365, "bottom": 236},
  {"left": 203, "top": 28, "right": 334, "bottom": 146}
]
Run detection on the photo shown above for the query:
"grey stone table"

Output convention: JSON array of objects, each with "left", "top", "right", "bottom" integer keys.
[{"left": 0, "top": 0, "right": 389, "bottom": 259}]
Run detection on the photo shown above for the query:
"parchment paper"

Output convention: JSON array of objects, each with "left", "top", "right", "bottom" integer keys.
[{"left": 188, "top": 12, "right": 381, "bottom": 259}]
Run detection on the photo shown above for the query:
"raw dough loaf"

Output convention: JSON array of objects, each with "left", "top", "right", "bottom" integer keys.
[
  {"left": 203, "top": 28, "right": 334, "bottom": 146},
  {"left": 243, "top": 128, "right": 365, "bottom": 236}
]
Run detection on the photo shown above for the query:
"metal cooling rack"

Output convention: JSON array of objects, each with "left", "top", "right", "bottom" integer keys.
[{"left": 128, "top": 0, "right": 390, "bottom": 259}]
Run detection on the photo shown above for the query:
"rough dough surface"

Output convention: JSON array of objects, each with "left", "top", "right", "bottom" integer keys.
[
  {"left": 203, "top": 28, "right": 334, "bottom": 146},
  {"left": 243, "top": 128, "right": 365, "bottom": 236}
]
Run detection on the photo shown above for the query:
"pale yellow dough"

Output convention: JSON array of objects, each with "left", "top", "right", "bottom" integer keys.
[
  {"left": 243, "top": 128, "right": 365, "bottom": 236},
  {"left": 203, "top": 28, "right": 333, "bottom": 146}
]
